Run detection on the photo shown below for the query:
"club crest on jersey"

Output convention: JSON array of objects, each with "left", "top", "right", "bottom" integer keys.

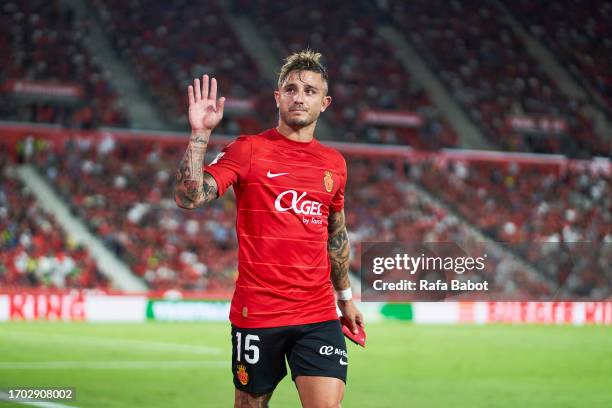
[
  {"left": 323, "top": 170, "right": 334, "bottom": 192},
  {"left": 236, "top": 364, "right": 249, "bottom": 385}
]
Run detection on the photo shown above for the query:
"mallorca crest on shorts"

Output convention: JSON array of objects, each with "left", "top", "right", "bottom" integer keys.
[
  {"left": 236, "top": 364, "right": 249, "bottom": 385},
  {"left": 323, "top": 170, "right": 334, "bottom": 193}
]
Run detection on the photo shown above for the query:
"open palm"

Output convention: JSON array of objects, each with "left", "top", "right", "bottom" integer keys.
[{"left": 188, "top": 75, "right": 226, "bottom": 131}]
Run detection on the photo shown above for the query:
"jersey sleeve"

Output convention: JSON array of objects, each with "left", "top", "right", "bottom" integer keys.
[
  {"left": 329, "top": 156, "right": 347, "bottom": 213},
  {"left": 203, "top": 136, "right": 251, "bottom": 197}
]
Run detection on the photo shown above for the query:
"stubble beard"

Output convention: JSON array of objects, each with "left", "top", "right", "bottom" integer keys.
[{"left": 281, "top": 110, "right": 317, "bottom": 129}]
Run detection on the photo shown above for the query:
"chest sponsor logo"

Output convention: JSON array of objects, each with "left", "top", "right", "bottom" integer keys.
[{"left": 274, "top": 190, "right": 323, "bottom": 225}]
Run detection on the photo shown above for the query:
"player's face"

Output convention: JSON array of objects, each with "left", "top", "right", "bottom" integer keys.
[{"left": 275, "top": 70, "right": 332, "bottom": 129}]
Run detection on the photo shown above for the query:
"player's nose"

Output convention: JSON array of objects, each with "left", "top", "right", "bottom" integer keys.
[{"left": 293, "top": 89, "right": 306, "bottom": 102}]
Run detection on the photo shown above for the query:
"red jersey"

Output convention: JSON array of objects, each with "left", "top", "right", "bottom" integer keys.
[{"left": 204, "top": 128, "right": 347, "bottom": 328}]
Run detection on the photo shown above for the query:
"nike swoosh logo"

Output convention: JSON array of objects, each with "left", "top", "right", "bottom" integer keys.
[
  {"left": 267, "top": 170, "right": 289, "bottom": 178},
  {"left": 339, "top": 357, "right": 348, "bottom": 366}
]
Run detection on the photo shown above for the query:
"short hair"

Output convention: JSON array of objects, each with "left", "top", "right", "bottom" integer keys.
[{"left": 277, "top": 49, "right": 329, "bottom": 92}]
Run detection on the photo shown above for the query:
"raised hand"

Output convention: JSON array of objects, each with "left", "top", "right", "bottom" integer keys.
[{"left": 188, "top": 75, "right": 226, "bottom": 131}]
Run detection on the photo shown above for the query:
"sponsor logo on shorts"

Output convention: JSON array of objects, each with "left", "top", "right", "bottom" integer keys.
[
  {"left": 319, "top": 345, "right": 334, "bottom": 355},
  {"left": 236, "top": 364, "right": 249, "bottom": 385},
  {"left": 319, "top": 345, "right": 348, "bottom": 366}
]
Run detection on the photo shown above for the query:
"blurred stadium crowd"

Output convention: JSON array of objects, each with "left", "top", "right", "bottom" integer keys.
[
  {"left": 0, "top": 0, "right": 610, "bottom": 298},
  {"left": 0, "top": 0, "right": 128, "bottom": 128},
  {"left": 390, "top": 0, "right": 607, "bottom": 156},
  {"left": 2, "top": 135, "right": 609, "bottom": 298},
  {"left": 0, "top": 151, "right": 109, "bottom": 289}
]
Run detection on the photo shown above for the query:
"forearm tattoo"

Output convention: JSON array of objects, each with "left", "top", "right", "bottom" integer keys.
[
  {"left": 328, "top": 210, "right": 350, "bottom": 291},
  {"left": 174, "top": 131, "right": 218, "bottom": 208}
]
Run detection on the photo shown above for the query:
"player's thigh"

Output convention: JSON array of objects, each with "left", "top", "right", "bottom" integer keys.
[
  {"left": 288, "top": 320, "right": 348, "bottom": 382},
  {"left": 231, "top": 324, "right": 289, "bottom": 394},
  {"left": 234, "top": 388, "right": 273, "bottom": 408},
  {"left": 295, "top": 375, "right": 345, "bottom": 408},
  {"left": 287, "top": 320, "right": 348, "bottom": 407}
]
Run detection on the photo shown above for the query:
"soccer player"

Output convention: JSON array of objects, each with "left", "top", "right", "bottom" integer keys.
[{"left": 174, "top": 50, "right": 363, "bottom": 408}]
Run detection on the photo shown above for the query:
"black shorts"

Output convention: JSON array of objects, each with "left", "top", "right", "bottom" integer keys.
[{"left": 230, "top": 319, "right": 348, "bottom": 394}]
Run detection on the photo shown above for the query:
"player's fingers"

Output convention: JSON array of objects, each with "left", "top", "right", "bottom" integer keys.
[
  {"left": 210, "top": 77, "right": 217, "bottom": 102},
  {"left": 202, "top": 74, "right": 209, "bottom": 100},
  {"left": 357, "top": 313, "right": 365, "bottom": 328},
  {"left": 194, "top": 78, "right": 201, "bottom": 101},
  {"left": 349, "top": 317, "right": 359, "bottom": 334},
  {"left": 188, "top": 85, "right": 195, "bottom": 106},
  {"left": 217, "top": 97, "right": 226, "bottom": 114}
]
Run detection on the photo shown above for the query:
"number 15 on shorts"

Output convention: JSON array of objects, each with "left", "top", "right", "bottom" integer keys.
[{"left": 236, "top": 332, "right": 260, "bottom": 364}]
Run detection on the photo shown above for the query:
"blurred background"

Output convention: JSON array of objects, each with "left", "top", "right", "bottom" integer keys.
[{"left": 0, "top": 0, "right": 611, "bottom": 407}]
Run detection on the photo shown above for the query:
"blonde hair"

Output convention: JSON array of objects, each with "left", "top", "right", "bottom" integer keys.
[{"left": 277, "top": 49, "right": 328, "bottom": 92}]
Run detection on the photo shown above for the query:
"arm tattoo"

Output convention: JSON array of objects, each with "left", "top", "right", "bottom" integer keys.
[
  {"left": 328, "top": 210, "right": 350, "bottom": 291},
  {"left": 174, "top": 130, "right": 218, "bottom": 209}
]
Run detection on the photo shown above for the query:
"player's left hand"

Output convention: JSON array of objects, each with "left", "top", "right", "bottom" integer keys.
[{"left": 337, "top": 299, "right": 364, "bottom": 335}]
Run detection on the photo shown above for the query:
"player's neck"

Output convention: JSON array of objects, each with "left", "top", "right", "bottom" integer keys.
[{"left": 276, "top": 121, "right": 316, "bottom": 143}]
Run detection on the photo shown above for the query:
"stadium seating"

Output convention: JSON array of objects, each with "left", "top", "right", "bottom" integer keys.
[
  {"left": 92, "top": 0, "right": 456, "bottom": 147},
  {"left": 91, "top": 0, "right": 267, "bottom": 134},
  {"left": 33, "top": 135, "right": 238, "bottom": 291},
  {"left": 502, "top": 0, "right": 612, "bottom": 114},
  {"left": 28, "top": 136, "right": 466, "bottom": 291},
  {"left": 387, "top": 0, "right": 607, "bottom": 157},
  {"left": 20, "top": 133, "right": 603, "bottom": 297},
  {"left": 0, "top": 152, "right": 109, "bottom": 289},
  {"left": 239, "top": 0, "right": 457, "bottom": 148},
  {"left": 413, "top": 157, "right": 610, "bottom": 295},
  {"left": 0, "top": 0, "right": 128, "bottom": 128},
  {"left": 415, "top": 159, "right": 609, "bottom": 242}
]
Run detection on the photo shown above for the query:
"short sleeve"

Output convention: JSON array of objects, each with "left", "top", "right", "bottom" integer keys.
[
  {"left": 203, "top": 136, "right": 251, "bottom": 197},
  {"left": 329, "top": 157, "right": 347, "bottom": 213}
]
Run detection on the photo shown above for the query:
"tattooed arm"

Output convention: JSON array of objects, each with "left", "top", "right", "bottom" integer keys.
[
  {"left": 174, "top": 130, "right": 219, "bottom": 209},
  {"left": 174, "top": 74, "right": 225, "bottom": 209},
  {"left": 328, "top": 210, "right": 351, "bottom": 291},
  {"left": 328, "top": 210, "right": 364, "bottom": 333}
]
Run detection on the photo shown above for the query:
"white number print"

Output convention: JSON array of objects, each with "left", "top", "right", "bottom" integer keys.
[{"left": 235, "top": 332, "right": 261, "bottom": 364}]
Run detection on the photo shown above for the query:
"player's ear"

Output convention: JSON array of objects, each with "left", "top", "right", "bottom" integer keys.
[
  {"left": 274, "top": 90, "right": 280, "bottom": 108},
  {"left": 321, "top": 95, "right": 332, "bottom": 112}
]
